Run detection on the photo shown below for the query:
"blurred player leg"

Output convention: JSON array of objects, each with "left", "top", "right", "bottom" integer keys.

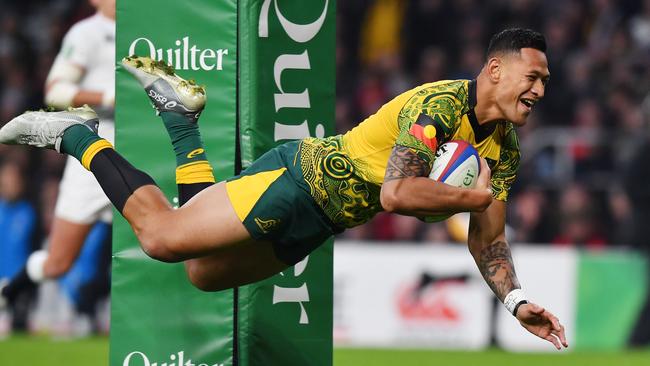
[
  {"left": 0, "top": 153, "right": 112, "bottom": 314},
  {"left": 45, "top": 142, "right": 115, "bottom": 277},
  {"left": 1, "top": 0, "right": 119, "bottom": 328},
  {"left": 75, "top": 226, "right": 111, "bottom": 334},
  {"left": 43, "top": 219, "right": 93, "bottom": 277}
]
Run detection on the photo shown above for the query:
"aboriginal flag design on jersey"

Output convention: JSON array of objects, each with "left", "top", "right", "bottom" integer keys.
[{"left": 409, "top": 113, "right": 442, "bottom": 152}]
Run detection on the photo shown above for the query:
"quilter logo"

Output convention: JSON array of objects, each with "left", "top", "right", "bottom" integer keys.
[
  {"left": 258, "top": 0, "right": 329, "bottom": 142},
  {"left": 128, "top": 36, "right": 230, "bottom": 71},
  {"left": 259, "top": 0, "right": 332, "bottom": 326},
  {"left": 122, "top": 350, "right": 225, "bottom": 366},
  {"left": 273, "top": 256, "right": 311, "bottom": 324}
]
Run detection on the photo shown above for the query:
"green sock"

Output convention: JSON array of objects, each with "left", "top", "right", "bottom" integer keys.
[
  {"left": 60, "top": 125, "right": 103, "bottom": 161},
  {"left": 160, "top": 111, "right": 208, "bottom": 166}
]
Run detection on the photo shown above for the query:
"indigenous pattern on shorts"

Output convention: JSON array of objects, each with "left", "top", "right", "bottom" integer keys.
[{"left": 300, "top": 79, "right": 521, "bottom": 228}]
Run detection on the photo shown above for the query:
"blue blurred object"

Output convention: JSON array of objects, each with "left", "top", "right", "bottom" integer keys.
[
  {"left": 58, "top": 222, "right": 110, "bottom": 304},
  {"left": 0, "top": 199, "right": 37, "bottom": 279}
]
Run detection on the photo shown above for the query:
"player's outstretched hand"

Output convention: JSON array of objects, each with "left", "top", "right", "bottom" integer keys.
[{"left": 516, "top": 302, "right": 568, "bottom": 350}]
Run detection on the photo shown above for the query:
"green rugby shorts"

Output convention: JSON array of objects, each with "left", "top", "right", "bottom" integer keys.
[{"left": 225, "top": 141, "right": 341, "bottom": 265}]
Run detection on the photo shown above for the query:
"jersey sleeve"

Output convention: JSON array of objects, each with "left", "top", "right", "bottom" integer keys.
[
  {"left": 491, "top": 124, "right": 521, "bottom": 201},
  {"left": 395, "top": 91, "right": 462, "bottom": 170},
  {"left": 57, "top": 23, "right": 93, "bottom": 68}
]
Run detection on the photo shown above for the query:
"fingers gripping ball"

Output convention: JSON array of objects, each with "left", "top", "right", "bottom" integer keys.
[{"left": 423, "top": 140, "right": 481, "bottom": 223}]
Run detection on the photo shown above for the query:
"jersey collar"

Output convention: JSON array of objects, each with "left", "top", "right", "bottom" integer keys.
[{"left": 467, "top": 79, "right": 497, "bottom": 143}]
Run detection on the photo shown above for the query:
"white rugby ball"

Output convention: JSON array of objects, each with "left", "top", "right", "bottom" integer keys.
[{"left": 423, "top": 140, "right": 481, "bottom": 223}]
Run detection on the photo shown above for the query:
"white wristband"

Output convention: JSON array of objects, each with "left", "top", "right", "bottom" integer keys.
[{"left": 503, "top": 289, "right": 528, "bottom": 315}]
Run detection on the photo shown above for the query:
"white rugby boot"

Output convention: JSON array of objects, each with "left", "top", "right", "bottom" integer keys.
[
  {"left": 0, "top": 105, "right": 98, "bottom": 152},
  {"left": 121, "top": 55, "right": 206, "bottom": 122}
]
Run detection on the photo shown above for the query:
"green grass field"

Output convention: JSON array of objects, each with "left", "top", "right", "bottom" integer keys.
[
  {"left": 0, "top": 335, "right": 109, "bottom": 366},
  {"left": 1, "top": 336, "right": 649, "bottom": 366},
  {"left": 335, "top": 348, "right": 650, "bottom": 366}
]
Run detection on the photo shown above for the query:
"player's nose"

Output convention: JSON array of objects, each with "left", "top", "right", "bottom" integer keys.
[{"left": 531, "top": 79, "right": 545, "bottom": 99}]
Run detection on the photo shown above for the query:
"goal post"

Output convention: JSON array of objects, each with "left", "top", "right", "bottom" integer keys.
[{"left": 112, "top": 1, "right": 335, "bottom": 365}]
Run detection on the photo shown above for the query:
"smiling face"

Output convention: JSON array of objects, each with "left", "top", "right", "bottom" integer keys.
[{"left": 492, "top": 48, "right": 550, "bottom": 126}]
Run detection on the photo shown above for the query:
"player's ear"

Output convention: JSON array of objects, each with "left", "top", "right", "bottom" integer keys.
[{"left": 486, "top": 57, "right": 501, "bottom": 83}]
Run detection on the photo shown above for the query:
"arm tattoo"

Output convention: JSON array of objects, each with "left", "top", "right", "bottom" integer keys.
[
  {"left": 478, "top": 241, "right": 520, "bottom": 301},
  {"left": 384, "top": 145, "right": 430, "bottom": 182}
]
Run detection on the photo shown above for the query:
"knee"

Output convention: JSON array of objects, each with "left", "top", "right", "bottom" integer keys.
[
  {"left": 137, "top": 228, "right": 183, "bottom": 263},
  {"left": 185, "top": 262, "right": 231, "bottom": 292}
]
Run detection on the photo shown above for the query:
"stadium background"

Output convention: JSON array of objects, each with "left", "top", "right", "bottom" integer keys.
[{"left": 0, "top": 0, "right": 649, "bottom": 364}]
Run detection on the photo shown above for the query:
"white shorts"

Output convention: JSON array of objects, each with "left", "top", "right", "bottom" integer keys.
[{"left": 54, "top": 120, "right": 115, "bottom": 224}]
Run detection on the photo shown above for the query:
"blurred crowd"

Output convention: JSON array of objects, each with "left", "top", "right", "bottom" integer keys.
[
  {"left": 0, "top": 0, "right": 100, "bottom": 334},
  {"left": 336, "top": 0, "right": 650, "bottom": 251},
  {"left": 0, "top": 0, "right": 95, "bottom": 241}
]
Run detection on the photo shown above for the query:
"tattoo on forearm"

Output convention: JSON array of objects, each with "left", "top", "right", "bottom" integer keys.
[
  {"left": 478, "top": 241, "right": 520, "bottom": 301},
  {"left": 384, "top": 145, "right": 430, "bottom": 182}
]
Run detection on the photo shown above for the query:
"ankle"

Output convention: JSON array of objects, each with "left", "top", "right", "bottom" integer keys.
[{"left": 60, "top": 124, "right": 105, "bottom": 161}]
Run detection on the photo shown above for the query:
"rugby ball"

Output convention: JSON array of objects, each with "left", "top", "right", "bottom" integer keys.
[{"left": 423, "top": 140, "right": 481, "bottom": 223}]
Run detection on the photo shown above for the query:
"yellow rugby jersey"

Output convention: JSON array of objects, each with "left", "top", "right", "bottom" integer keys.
[{"left": 299, "top": 79, "right": 520, "bottom": 228}]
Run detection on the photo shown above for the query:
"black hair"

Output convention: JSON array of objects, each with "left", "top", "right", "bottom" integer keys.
[{"left": 486, "top": 28, "right": 546, "bottom": 58}]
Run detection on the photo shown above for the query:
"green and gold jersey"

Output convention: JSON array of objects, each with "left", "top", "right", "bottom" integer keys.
[{"left": 299, "top": 79, "right": 521, "bottom": 228}]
